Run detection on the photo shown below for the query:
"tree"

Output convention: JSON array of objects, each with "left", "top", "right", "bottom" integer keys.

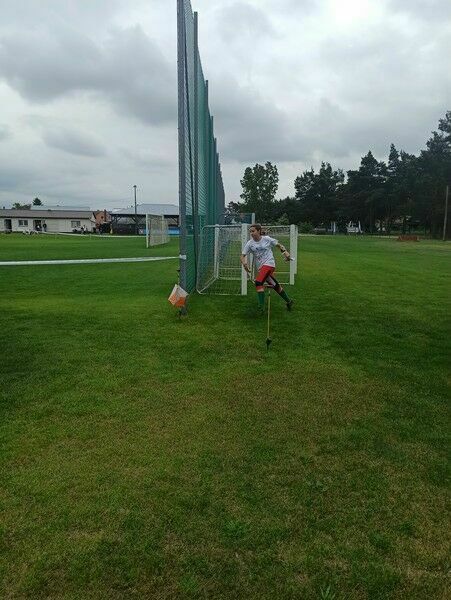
[
  {"left": 316, "top": 162, "right": 345, "bottom": 224},
  {"left": 384, "top": 144, "right": 417, "bottom": 234},
  {"left": 223, "top": 201, "right": 247, "bottom": 224},
  {"left": 294, "top": 163, "right": 344, "bottom": 226},
  {"left": 276, "top": 196, "right": 304, "bottom": 225},
  {"left": 438, "top": 110, "right": 451, "bottom": 144},
  {"left": 276, "top": 213, "right": 290, "bottom": 225},
  {"left": 417, "top": 114, "right": 451, "bottom": 237},
  {"left": 345, "top": 152, "right": 387, "bottom": 233},
  {"left": 234, "top": 112, "right": 451, "bottom": 236},
  {"left": 294, "top": 168, "right": 316, "bottom": 222},
  {"left": 385, "top": 144, "right": 401, "bottom": 234},
  {"left": 240, "top": 162, "right": 279, "bottom": 221},
  {"left": 32, "top": 197, "right": 42, "bottom": 206},
  {"left": 12, "top": 203, "right": 31, "bottom": 210}
]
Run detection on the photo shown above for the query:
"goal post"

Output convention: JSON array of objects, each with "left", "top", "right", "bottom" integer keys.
[
  {"left": 241, "top": 223, "right": 248, "bottom": 296},
  {"left": 197, "top": 223, "right": 298, "bottom": 295},
  {"left": 146, "top": 214, "right": 170, "bottom": 248},
  {"left": 290, "top": 224, "right": 298, "bottom": 283}
]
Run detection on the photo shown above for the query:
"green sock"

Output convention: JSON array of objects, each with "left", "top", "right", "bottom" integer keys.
[
  {"left": 280, "top": 289, "right": 290, "bottom": 303},
  {"left": 257, "top": 291, "right": 265, "bottom": 309}
]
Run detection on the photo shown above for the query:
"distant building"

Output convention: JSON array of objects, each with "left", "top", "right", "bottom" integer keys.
[
  {"left": 29, "top": 205, "right": 92, "bottom": 211},
  {"left": 110, "top": 203, "right": 179, "bottom": 235},
  {"left": 0, "top": 208, "right": 95, "bottom": 233},
  {"left": 93, "top": 210, "right": 111, "bottom": 228}
]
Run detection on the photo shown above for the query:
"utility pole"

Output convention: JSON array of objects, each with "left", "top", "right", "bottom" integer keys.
[
  {"left": 133, "top": 185, "right": 138, "bottom": 236},
  {"left": 443, "top": 185, "right": 449, "bottom": 242}
]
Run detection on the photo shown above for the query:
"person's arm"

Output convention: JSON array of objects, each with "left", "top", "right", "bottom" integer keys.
[
  {"left": 241, "top": 241, "right": 252, "bottom": 273},
  {"left": 275, "top": 241, "right": 291, "bottom": 261},
  {"left": 269, "top": 236, "right": 291, "bottom": 260},
  {"left": 240, "top": 254, "right": 251, "bottom": 273}
]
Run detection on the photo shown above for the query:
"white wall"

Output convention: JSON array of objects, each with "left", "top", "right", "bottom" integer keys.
[
  {"left": 48, "top": 219, "right": 94, "bottom": 233},
  {"left": 1, "top": 217, "right": 94, "bottom": 233}
]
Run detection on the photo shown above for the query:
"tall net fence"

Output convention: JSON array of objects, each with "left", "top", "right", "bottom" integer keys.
[{"left": 177, "top": 0, "right": 225, "bottom": 293}]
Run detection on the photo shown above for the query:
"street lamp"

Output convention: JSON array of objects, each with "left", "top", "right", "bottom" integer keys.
[{"left": 133, "top": 185, "right": 137, "bottom": 236}]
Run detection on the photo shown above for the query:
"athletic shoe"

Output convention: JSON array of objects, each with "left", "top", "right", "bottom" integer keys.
[{"left": 286, "top": 299, "right": 294, "bottom": 311}]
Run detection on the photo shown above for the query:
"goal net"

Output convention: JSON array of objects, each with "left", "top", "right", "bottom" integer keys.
[
  {"left": 197, "top": 224, "right": 298, "bottom": 295},
  {"left": 255, "top": 225, "right": 298, "bottom": 286},
  {"left": 146, "top": 215, "right": 169, "bottom": 248}
]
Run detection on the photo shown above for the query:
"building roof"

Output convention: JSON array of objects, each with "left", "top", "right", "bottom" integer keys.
[
  {"left": 111, "top": 203, "right": 179, "bottom": 216},
  {"left": 30, "top": 205, "right": 92, "bottom": 211},
  {"left": 0, "top": 209, "right": 94, "bottom": 219}
]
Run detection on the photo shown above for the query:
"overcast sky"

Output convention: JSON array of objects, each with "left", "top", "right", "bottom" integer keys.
[{"left": 0, "top": 0, "right": 450, "bottom": 210}]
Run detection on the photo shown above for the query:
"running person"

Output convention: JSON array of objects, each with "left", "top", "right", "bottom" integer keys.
[{"left": 240, "top": 224, "right": 294, "bottom": 312}]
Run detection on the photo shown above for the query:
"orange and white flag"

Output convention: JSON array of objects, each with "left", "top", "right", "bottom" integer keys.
[{"left": 168, "top": 284, "right": 188, "bottom": 308}]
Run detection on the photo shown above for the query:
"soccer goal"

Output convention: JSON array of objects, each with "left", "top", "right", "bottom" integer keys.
[
  {"left": 196, "top": 223, "right": 298, "bottom": 295},
  {"left": 257, "top": 224, "right": 299, "bottom": 286},
  {"left": 146, "top": 215, "right": 169, "bottom": 248}
]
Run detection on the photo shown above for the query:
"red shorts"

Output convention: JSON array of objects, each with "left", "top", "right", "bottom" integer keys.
[{"left": 255, "top": 265, "right": 277, "bottom": 292}]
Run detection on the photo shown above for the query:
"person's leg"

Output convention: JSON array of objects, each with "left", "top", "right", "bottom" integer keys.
[
  {"left": 267, "top": 274, "right": 293, "bottom": 308},
  {"left": 255, "top": 266, "right": 273, "bottom": 310}
]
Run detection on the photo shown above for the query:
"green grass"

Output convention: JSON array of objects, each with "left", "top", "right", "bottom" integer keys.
[
  {"left": 0, "top": 233, "right": 179, "bottom": 261},
  {"left": 0, "top": 235, "right": 449, "bottom": 599}
]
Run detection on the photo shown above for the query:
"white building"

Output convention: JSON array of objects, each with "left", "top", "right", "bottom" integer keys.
[{"left": 0, "top": 208, "right": 95, "bottom": 233}]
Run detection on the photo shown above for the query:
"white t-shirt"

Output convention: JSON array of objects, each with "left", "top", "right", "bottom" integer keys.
[{"left": 242, "top": 236, "right": 278, "bottom": 268}]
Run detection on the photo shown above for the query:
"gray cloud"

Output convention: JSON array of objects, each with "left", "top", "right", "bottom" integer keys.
[
  {"left": 217, "top": 2, "right": 278, "bottom": 41},
  {"left": 43, "top": 129, "right": 107, "bottom": 157},
  {"left": 0, "top": 0, "right": 449, "bottom": 207},
  {"left": 0, "top": 0, "right": 124, "bottom": 28},
  {"left": 0, "top": 164, "right": 37, "bottom": 191},
  {"left": 214, "top": 95, "right": 312, "bottom": 163},
  {"left": 211, "top": 78, "right": 294, "bottom": 161},
  {"left": 0, "top": 125, "right": 11, "bottom": 141},
  {"left": 389, "top": 0, "right": 451, "bottom": 21},
  {"left": 276, "top": 0, "right": 319, "bottom": 9},
  {"left": 121, "top": 146, "right": 177, "bottom": 170},
  {"left": 0, "top": 26, "right": 176, "bottom": 126},
  {"left": 315, "top": 20, "right": 451, "bottom": 153}
]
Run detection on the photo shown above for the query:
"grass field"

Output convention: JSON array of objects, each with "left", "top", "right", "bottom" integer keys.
[
  {"left": 1, "top": 234, "right": 450, "bottom": 599},
  {"left": 0, "top": 233, "right": 179, "bottom": 261}
]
